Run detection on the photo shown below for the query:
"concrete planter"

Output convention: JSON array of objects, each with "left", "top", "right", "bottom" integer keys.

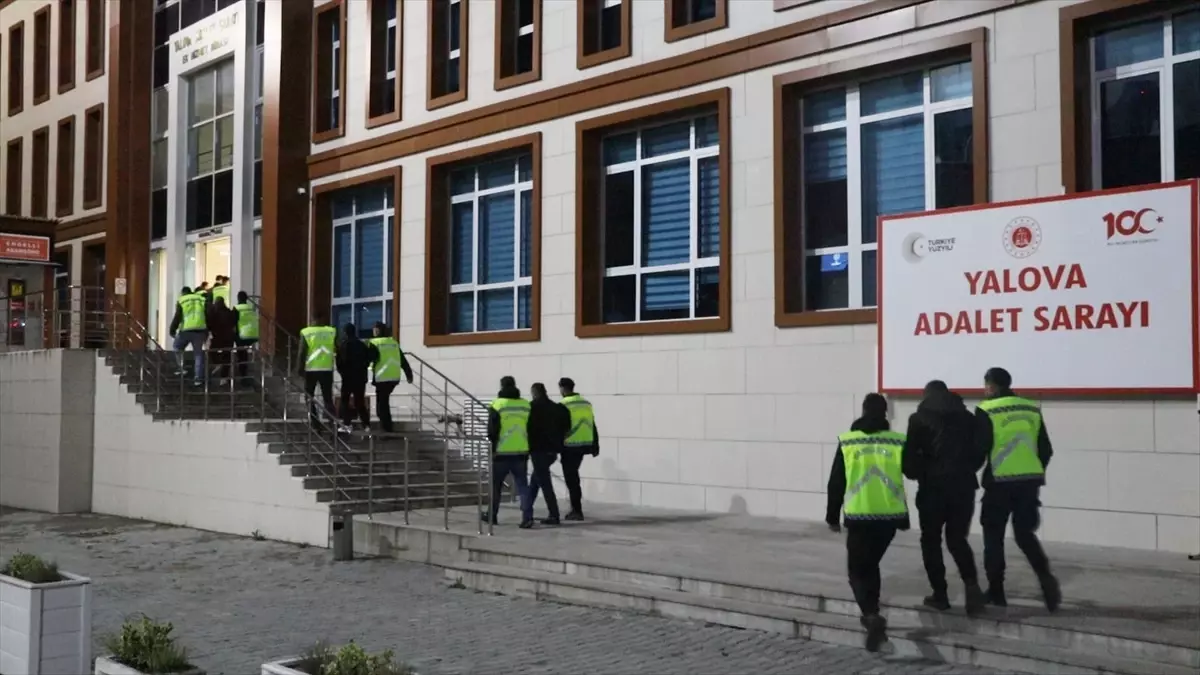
[
  {"left": 0, "top": 571, "right": 91, "bottom": 675},
  {"left": 261, "top": 656, "right": 416, "bottom": 675},
  {"left": 94, "top": 655, "right": 205, "bottom": 675}
]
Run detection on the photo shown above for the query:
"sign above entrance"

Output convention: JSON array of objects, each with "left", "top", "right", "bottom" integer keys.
[
  {"left": 172, "top": 4, "right": 243, "bottom": 72},
  {"left": 0, "top": 233, "right": 51, "bottom": 263}
]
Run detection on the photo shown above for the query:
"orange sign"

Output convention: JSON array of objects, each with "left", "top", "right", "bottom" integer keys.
[{"left": 0, "top": 233, "right": 51, "bottom": 263}]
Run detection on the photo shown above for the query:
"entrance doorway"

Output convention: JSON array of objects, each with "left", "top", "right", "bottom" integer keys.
[{"left": 185, "top": 236, "right": 231, "bottom": 290}]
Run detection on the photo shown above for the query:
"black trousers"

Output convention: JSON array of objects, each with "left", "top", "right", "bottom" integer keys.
[
  {"left": 374, "top": 381, "right": 397, "bottom": 432},
  {"left": 981, "top": 482, "right": 1052, "bottom": 587},
  {"left": 846, "top": 521, "right": 897, "bottom": 616},
  {"left": 559, "top": 450, "right": 585, "bottom": 513},
  {"left": 527, "top": 451, "right": 560, "bottom": 519},
  {"left": 341, "top": 379, "right": 369, "bottom": 427},
  {"left": 235, "top": 338, "right": 257, "bottom": 378},
  {"left": 304, "top": 371, "right": 334, "bottom": 428},
  {"left": 917, "top": 486, "right": 979, "bottom": 593}
]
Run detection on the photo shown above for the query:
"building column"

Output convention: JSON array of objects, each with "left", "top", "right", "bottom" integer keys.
[
  {"left": 104, "top": 1, "right": 153, "bottom": 331},
  {"left": 259, "top": 0, "right": 313, "bottom": 343}
]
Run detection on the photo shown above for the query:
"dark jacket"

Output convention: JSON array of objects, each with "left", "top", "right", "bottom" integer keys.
[
  {"left": 901, "top": 390, "right": 984, "bottom": 490},
  {"left": 826, "top": 416, "right": 911, "bottom": 530},
  {"left": 975, "top": 389, "right": 1053, "bottom": 488},
  {"left": 336, "top": 338, "right": 375, "bottom": 384},
  {"left": 207, "top": 304, "right": 237, "bottom": 349},
  {"left": 487, "top": 385, "right": 526, "bottom": 455},
  {"left": 528, "top": 396, "right": 569, "bottom": 454}
]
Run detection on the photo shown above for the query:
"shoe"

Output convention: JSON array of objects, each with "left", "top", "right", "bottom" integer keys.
[
  {"left": 564, "top": 511, "right": 584, "bottom": 521},
  {"left": 860, "top": 613, "right": 888, "bottom": 652},
  {"left": 985, "top": 585, "right": 1007, "bottom": 607},
  {"left": 964, "top": 581, "right": 987, "bottom": 617},
  {"left": 518, "top": 520, "right": 534, "bottom": 529},
  {"left": 540, "top": 517, "right": 560, "bottom": 526},
  {"left": 192, "top": 379, "right": 203, "bottom": 387},
  {"left": 923, "top": 592, "right": 951, "bottom": 611},
  {"left": 480, "top": 511, "right": 498, "bottom": 525},
  {"left": 1039, "top": 573, "right": 1062, "bottom": 612},
  {"left": 336, "top": 424, "right": 353, "bottom": 434}
]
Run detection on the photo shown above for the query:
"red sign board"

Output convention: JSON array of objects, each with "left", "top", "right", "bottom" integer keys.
[{"left": 0, "top": 233, "right": 51, "bottom": 263}]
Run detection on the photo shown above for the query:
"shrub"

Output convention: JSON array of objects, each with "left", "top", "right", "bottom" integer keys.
[
  {"left": 0, "top": 552, "right": 63, "bottom": 584},
  {"left": 296, "top": 641, "right": 412, "bottom": 675},
  {"left": 103, "top": 616, "right": 193, "bottom": 674}
]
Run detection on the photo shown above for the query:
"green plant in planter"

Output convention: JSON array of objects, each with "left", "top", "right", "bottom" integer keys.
[
  {"left": 0, "top": 551, "right": 63, "bottom": 584},
  {"left": 103, "top": 616, "right": 193, "bottom": 674},
  {"left": 297, "top": 641, "right": 412, "bottom": 675}
]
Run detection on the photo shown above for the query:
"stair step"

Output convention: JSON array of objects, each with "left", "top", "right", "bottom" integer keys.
[
  {"left": 288, "top": 460, "right": 475, "bottom": 476},
  {"left": 302, "top": 470, "right": 482, "bottom": 489},
  {"left": 315, "top": 483, "right": 485, "bottom": 503}
]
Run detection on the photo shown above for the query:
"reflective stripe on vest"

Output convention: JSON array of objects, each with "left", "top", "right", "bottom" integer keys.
[
  {"left": 235, "top": 303, "right": 259, "bottom": 339},
  {"left": 178, "top": 294, "right": 207, "bottom": 332},
  {"left": 979, "top": 396, "right": 1045, "bottom": 482},
  {"left": 212, "top": 285, "right": 231, "bottom": 305},
  {"left": 490, "top": 397, "right": 531, "bottom": 454},
  {"left": 369, "top": 337, "right": 402, "bottom": 383},
  {"left": 562, "top": 394, "right": 596, "bottom": 448},
  {"left": 300, "top": 325, "right": 337, "bottom": 371},
  {"left": 838, "top": 430, "right": 908, "bottom": 520}
]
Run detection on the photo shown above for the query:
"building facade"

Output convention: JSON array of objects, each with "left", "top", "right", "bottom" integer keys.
[{"left": 2, "top": 0, "right": 1198, "bottom": 553}]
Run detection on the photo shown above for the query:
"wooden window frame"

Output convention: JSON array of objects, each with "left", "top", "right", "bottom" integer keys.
[
  {"left": 7, "top": 21, "right": 25, "bottom": 117},
  {"left": 31, "top": 126, "right": 50, "bottom": 218},
  {"left": 424, "top": 133, "right": 542, "bottom": 347},
  {"left": 427, "top": 0, "right": 468, "bottom": 110},
  {"left": 82, "top": 102, "right": 103, "bottom": 209},
  {"left": 365, "top": 0, "right": 403, "bottom": 129},
  {"left": 58, "top": 0, "right": 76, "bottom": 94},
  {"left": 5, "top": 137, "right": 23, "bottom": 216},
  {"left": 312, "top": 0, "right": 347, "bottom": 143},
  {"left": 574, "top": 88, "right": 731, "bottom": 339},
  {"left": 772, "top": 29, "right": 989, "bottom": 329},
  {"left": 84, "top": 0, "right": 103, "bottom": 81},
  {"left": 56, "top": 114, "right": 75, "bottom": 217},
  {"left": 663, "top": 0, "right": 727, "bottom": 44},
  {"left": 576, "top": 0, "right": 631, "bottom": 70},
  {"left": 494, "top": 0, "right": 541, "bottom": 91},
  {"left": 33, "top": 5, "right": 51, "bottom": 105}
]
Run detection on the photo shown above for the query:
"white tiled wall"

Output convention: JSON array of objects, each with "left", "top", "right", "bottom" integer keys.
[{"left": 311, "top": 0, "right": 1200, "bottom": 553}]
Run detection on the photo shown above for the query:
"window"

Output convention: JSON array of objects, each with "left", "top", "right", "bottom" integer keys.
[
  {"left": 83, "top": 103, "right": 104, "bottom": 208},
  {"left": 185, "top": 59, "right": 235, "bottom": 231},
  {"left": 59, "top": 0, "right": 76, "bottom": 93},
  {"left": 4, "top": 138, "right": 22, "bottom": 215},
  {"left": 34, "top": 6, "right": 51, "bottom": 105},
  {"left": 312, "top": 0, "right": 345, "bottom": 141},
  {"left": 85, "top": 0, "right": 104, "bottom": 80},
  {"left": 31, "top": 127, "right": 49, "bottom": 218},
  {"left": 774, "top": 34, "right": 987, "bottom": 326},
  {"left": 664, "top": 0, "right": 726, "bottom": 43},
  {"left": 7, "top": 21, "right": 24, "bottom": 116},
  {"left": 425, "top": 134, "right": 541, "bottom": 346},
  {"left": 495, "top": 0, "right": 540, "bottom": 89},
  {"left": 56, "top": 115, "right": 75, "bottom": 217},
  {"left": 330, "top": 185, "right": 396, "bottom": 335},
  {"left": 428, "top": 0, "right": 467, "bottom": 109},
  {"left": 1089, "top": 10, "right": 1200, "bottom": 188},
  {"left": 151, "top": 86, "right": 169, "bottom": 239},
  {"left": 576, "top": 89, "right": 730, "bottom": 337},
  {"left": 253, "top": 32, "right": 263, "bottom": 219},
  {"left": 578, "top": 0, "right": 630, "bottom": 69},
  {"left": 367, "top": 0, "right": 401, "bottom": 125}
]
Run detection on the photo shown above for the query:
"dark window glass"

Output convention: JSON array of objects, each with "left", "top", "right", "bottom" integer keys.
[
  {"left": 934, "top": 108, "right": 974, "bottom": 209},
  {"left": 213, "top": 170, "right": 233, "bottom": 226},
  {"left": 602, "top": 275, "right": 635, "bottom": 323},
  {"left": 1099, "top": 73, "right": 1161, "bottom": 188},
  {"left": 186, "top": 176, "right": 213, "bottom": 231},
  {"left": 1174, "top": 60, "right": 1200, "bottom": 180},
  {"left": 603, "top": 172, "right": 634, "bottom": 268},
  {"left": 600, "top": 3, "right": 622, "bottom": 51},
  {"left": 152, "top": 188, "right": 168, "bottom": 240},
  {"left": 804, "top": 253, "right": 849, "bottom": 311},
  {"left": 801, "top": 129, "right": 848, "bottom": 249},
  {"left": 256, "top": 0, "right": 265, "bottom": 46},
  {"left": 153, "top": 45, "right": 170, "bottom": 88},
  {"left": 253, "top": 160, "right": 263, "bottom": 217}
]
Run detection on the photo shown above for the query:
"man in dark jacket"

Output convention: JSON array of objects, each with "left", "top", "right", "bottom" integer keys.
[
  {"left": 207, "top": 296, "right": 238, "bottom": 386},
  {"left": 526, "top": 382, "right": 569, "bottom": 525},
  {"left": 976, "top": 367, "right": 1060, "bottom": 611},
  {"left": 902, "top": 380, "right": 987, "bottom": 615},
  {"left": 335, "top": 323, "right": 374, "bottom": 432}
]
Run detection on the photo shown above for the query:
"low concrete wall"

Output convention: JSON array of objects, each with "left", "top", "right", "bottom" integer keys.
[{"left": 0, "top": 349, "right": 96, "bottom": 513}]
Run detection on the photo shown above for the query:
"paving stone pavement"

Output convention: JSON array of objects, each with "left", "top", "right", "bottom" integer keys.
[{"left": 0, "top": 509, "right": 998, "bottom": 675}]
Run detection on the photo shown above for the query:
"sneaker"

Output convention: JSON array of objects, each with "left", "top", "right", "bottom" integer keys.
[
  {"left": 1039, "top": 573, "right": 1062, "bottom": 612},
  {"left": 564, "top": 511, "right": 584, "bottom": 522},
  {"left": 336, "top": 424, "right": 353, "bottom": 434},
  {"left": 480, "top": 511, "right": 498, "bottom": 525},
  {"left": 985, "top": 585, "right": 1008, "bottom": 607},
  {"left": 540, "top": 517, "right": 560, "bottom": 526},
  {"left": 861, "top": 613, "right": 888, "bottom": 652},
  {"left": 192, "top": 379, "right": 203, "bottom": 387},
  {"left": 518, "top": 520, "right": 534, "bottom": 529},
  {"left": 964, "top": 581, "right": 987, "bottom": 617},
  {"left": 923, "top": 592, "right": 951, "bottom": 611}
]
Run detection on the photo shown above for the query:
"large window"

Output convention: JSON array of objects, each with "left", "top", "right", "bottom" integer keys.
[
  {"left": 83, "top": 103, "right": 104, "bottom": 209},
  {"left": 4, "top": 138, "right": 21, "bottom": 216},
  {"left": 429, "top": 0, "right": 467, "bottom": 108},
  {"left": 33, "top": 6, "right": 50, "bottom": 105},
  {"left": 151, "top": 86, "right": 169, "bottom": 239},
  {"left": 59, "top": 0, "right": 76, "bottom": 93},
  {"left": 185, "top": 59, "right": 235, "bottom": 232},
  {"left": 1090, "top": 10, "right": 1200, "bottom": 188},
  {"left": 313, "top": 0, "right": 345, "bottom": 140},
  {"left": 56, "top": 115, "right": 75, "bottom": 217},
  {"left": 664, "top": 0, "right": 726, "bottom": 43},
  {"left": 791, "top": 61, "right": 974, "bottom": 314},
  {"left": 7, "top": 21, "right": 25, "bottom": 116},
  {"left": 578, "top": 0, "right": 630, "bottom": 69},
  {"left": 330, "top": 186, "right": 395, "bottom": 334},
  {"left": 84, "top": 0, "right": 104, "bottom": 79},
  {"left": 367, "top": 0, "right": 401, "bottom": 124}
]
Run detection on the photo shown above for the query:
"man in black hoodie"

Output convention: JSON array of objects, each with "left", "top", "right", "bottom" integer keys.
[
  {"left": 335, "top": 323, "right": 374, "bottom": 432},
  {"left": 902, "top": 380, "right": 987, "bottom": 615},
  {"left": 526, "top": 382, "right": 569, "bottom": 525}
]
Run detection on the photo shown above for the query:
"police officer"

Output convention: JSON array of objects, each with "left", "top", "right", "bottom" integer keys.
[
  {"left": 826, "top": 393, "right": 909, "bottom": 652},
  {"left": 483, "top": 376, "right": 534, "bottom": 529},
  {"left": 558, "top": 377, "right": 598, "bottom": 521},
  {"left": 976, "top": 367, "right": 1061, "bottom": 611},
  {"left": 233, "top": 291, "right": 259, "bottom": 380},
  {"left": 367, "top": 322, "right": 412, "bottom": 433},
  {"left": 210, "top": 275, "right": 231, "bottom": 306},
  {"left": 298, "top": 312, "right": 337, "bottom": 430},
  {"left": 168, "top": 286, "right": 208, "bottom": 385}
]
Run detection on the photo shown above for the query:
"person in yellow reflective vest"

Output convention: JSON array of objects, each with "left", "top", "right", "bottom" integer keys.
[
  {"left": 975, "top": 367, "right": 1060, "bottom": 612},
  {"left": 367, "top": 322, "right": 412, "bottom": 433},
  {"left": 298, "top": 311, "right": 337, "bottom": 431},
  {"left": 210, "top": 275, "right": 231, "bottom": 307},
  {"left": 826, "top": 393, "right": 910, "bottom": 652},
  {"left": 168, "top": 286, "right": 209, "bottom": 385},
  {"left": 483, "top": 376, "right": 534, "bottom": 529},
  {"left": 558, "top": 377, "right": 598, "bottom": 521},
  {"left": 232, "top": 291, "right": 259, "bottom": 381}
]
